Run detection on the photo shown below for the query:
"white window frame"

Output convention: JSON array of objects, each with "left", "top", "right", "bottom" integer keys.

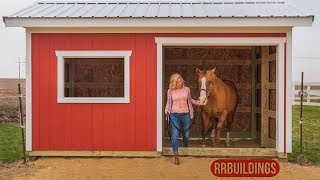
[{"left": 55, "top": 51, "right": 131, "bottom": 103}]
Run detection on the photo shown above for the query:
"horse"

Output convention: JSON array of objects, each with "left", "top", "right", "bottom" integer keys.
[{"left": 196, "top": 67, "right": 238, "bottom": 147}]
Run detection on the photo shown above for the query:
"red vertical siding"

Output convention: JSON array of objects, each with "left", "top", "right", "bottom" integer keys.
[
  {"left": 48, "top": 34, "right": 60, "bottom": 150},
  {"left": 135, "top": 34, "right": 148, "bottom": 149},
  {"left": 32, "top": 33, "right": 286, "bottom": 151},
  {"left": 38, "top": 34, "right": 50, "bottom": 149},
  {"left": 146, "top": 34, "right": 157, "bottom": 150},
  {"left": 92, "top": 105, "right": 104, "bottom": 150}
]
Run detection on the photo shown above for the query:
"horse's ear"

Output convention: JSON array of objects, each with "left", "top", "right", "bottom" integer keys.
[
  {"left": 196, "top": 68, "right": 202, "bottom": 75},
  {"left": 211, "top": 67, "right": 216, "bottom": 74}
]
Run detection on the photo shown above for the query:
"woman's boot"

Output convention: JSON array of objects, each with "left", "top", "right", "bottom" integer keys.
[{"left": 173, "top": 152, "right": 179, "bottom": 165}]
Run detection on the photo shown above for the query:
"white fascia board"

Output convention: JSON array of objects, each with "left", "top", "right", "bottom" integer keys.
[
  {"left": 26, "top": 27, "right": 291, "bottom": 33},
  {"left": 4, "top": 17, "right": 313, "bottom": 28}
]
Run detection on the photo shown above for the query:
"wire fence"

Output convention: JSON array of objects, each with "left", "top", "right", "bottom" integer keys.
[
  {"left": 0, "top": 87, "right": 26, "bottom": 124},
  {"left": 292, "top": 82, "right": 320, "bottom": 106},
  {"left": 0, "top": 79, "right": 26, "bottom": 163},
  {"left": 292, "top": 76, "right": 320, "bottom": 164}
]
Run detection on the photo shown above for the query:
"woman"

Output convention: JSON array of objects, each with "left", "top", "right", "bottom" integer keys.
[{"left": 165, "top": 73, "right": 202, "bottom": 165}]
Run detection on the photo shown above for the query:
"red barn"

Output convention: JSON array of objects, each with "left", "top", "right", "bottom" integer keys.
[{"left": 4, "top": 1, "right": 313, "bottom": 158}]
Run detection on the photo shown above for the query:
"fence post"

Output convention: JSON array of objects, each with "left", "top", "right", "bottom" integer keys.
[
  {"left": 18, "top": 84, "right": 27, "bottom": 164},
  {"left": 297, "top": 72, "right": 305, "bottom": 165}
]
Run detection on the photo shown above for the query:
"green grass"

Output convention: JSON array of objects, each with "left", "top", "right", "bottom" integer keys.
[
  {"left": 0, "top": 124, "right": 25, "bottom": 164},
  {"left": 288, "top": 105, "right": 320, "bottom": 164}
]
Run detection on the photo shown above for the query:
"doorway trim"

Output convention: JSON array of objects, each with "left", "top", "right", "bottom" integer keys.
[{"left": 155, "top": 37, "right": 287, "bottom": 153}]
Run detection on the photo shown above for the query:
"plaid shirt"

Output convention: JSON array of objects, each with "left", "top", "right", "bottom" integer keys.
[{"left": 165, "top": 86, "right": 197, "bottom": 119}]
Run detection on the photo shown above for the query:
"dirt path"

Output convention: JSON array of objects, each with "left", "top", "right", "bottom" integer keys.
[{"left": 0, "top": 157, "right": 319, "bottom": 180}]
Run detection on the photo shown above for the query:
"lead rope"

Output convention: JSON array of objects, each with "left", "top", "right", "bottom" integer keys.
[{"left": 166, "top": 105, "right": 200, "bottom": 139}]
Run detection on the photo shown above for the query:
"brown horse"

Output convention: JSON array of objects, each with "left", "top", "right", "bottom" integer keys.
[{"left": 196, "top": 67, "right": 238, "bottom": 147}]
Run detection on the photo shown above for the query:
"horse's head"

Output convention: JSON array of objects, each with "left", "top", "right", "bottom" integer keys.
[{"left": 196, "top": 67, "right": 218, "bottom": 105}]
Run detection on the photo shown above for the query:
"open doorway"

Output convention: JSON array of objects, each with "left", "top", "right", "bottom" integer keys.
[{"left": 162, "top": 46, "right": 277, "bottom": 149}]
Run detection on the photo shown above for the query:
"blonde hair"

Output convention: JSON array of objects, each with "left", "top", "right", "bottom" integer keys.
[{"left": 169, "top": 73, "right": 185, "bottom": 90}]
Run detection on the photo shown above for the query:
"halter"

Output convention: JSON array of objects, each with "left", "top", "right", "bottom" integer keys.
[
  {"left": 200, "top": 88, "right": 207, "bottom": 92},
  {"left": 200, "top": 84, "right": 213, "bottom": 99}
]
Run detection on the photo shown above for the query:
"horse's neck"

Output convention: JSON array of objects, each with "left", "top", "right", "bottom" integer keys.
[{"left": 209, "top": 78, "right": 223, "bottom": 99}]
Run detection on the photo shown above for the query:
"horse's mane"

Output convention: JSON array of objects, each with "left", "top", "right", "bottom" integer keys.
[{"left": 222, "top": 79, "right": 238, "bottom": 94}]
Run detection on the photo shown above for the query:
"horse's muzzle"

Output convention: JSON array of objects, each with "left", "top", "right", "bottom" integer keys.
[{"left": 199, "top": 97, "right": 208, "bottom": 105}]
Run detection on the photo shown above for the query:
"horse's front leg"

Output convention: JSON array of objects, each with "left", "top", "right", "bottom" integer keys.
[
  {"left": 215, "top": 110, "right": 228, "bottom": 144},
  {"left": 201, "top": 111, "right": 210, "bottom": 147},
  {"left": 211, "top": 118, "right": 218, "bottom": 146}
]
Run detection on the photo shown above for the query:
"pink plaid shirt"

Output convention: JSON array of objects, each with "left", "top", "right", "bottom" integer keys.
[{"left": 165, "top": 86, "right": 199, "bottom": 119}]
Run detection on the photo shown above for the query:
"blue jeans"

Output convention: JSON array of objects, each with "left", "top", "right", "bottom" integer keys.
[{"left": 170, "top": 113, "right": 190, "bottom": 153}]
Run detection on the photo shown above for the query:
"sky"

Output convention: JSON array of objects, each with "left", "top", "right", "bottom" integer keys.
[{"left": 0, "top": 0, "right": 320, "bottom": 82}]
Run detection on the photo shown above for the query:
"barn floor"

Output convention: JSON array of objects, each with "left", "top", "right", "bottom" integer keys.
[
  {"left": 162, "top": 138, "right": 276, "bottom": 157},
  {"left": 163, "top": 138, "right": 261, "bottom": 148}
]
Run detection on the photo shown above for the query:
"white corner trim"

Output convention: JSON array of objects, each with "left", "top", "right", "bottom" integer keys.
[
  {"left": 56, "top": 50, "right": 132, "bottom": 104},
  {"left": 26, "top": 31, "right": 32, "bottom": 151},
  {"left": 285, "top": 30, "right": 293, "bottom": 153},
  {"left": 156, "top": 43, "right": 163, "bottom": 152},
  {"left": 276, "top": 43, "right": 285, "bottom": 153},
  {"left": 155, "top": 37, "right": 287, "bottom": 153}
]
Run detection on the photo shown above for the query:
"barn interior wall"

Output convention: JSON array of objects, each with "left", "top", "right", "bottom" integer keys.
[
  {"left": 163, "top": 46, "right": 277, "bottom": 148},
  {"left": 164, "top": 46, "right": 253, "bottom": 139}
]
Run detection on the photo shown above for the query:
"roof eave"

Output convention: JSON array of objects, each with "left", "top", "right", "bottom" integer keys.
[{"left": 3, "top": 17, "right": 314, "bottom": 28}]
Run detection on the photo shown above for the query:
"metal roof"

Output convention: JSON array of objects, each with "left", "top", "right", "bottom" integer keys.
[{"left": 7, "top": 1, "right": 312, "bottom": 18}]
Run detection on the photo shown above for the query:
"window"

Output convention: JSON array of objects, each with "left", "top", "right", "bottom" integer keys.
[{"left": 56, "top": 51, "right": 131, "bottom": 103}]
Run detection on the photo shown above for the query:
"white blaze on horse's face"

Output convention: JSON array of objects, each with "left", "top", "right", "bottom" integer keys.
[{"left": 199, "top": 77, "right": 208, "bottom": 105}]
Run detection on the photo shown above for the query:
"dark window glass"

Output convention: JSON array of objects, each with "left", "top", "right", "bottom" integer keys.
[{"left": 64, "top": 58, "right": 124, "bottom": 97}]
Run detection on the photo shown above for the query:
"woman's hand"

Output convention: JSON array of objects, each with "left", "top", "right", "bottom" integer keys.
[
  {"left": 197, "top": 100, "right": 204, "bottom": 106},
  {"left": 165, "top": 109, "right": 170, "bottom": 115}
]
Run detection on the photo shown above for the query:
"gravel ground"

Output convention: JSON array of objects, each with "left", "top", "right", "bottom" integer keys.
[{"left": 0, "top": 157, "right": 319, "bottom": 180}]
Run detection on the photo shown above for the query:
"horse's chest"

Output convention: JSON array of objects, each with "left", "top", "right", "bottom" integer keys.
[{"left": 203, "top": 106, "right": 220, "bottom": 117}]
